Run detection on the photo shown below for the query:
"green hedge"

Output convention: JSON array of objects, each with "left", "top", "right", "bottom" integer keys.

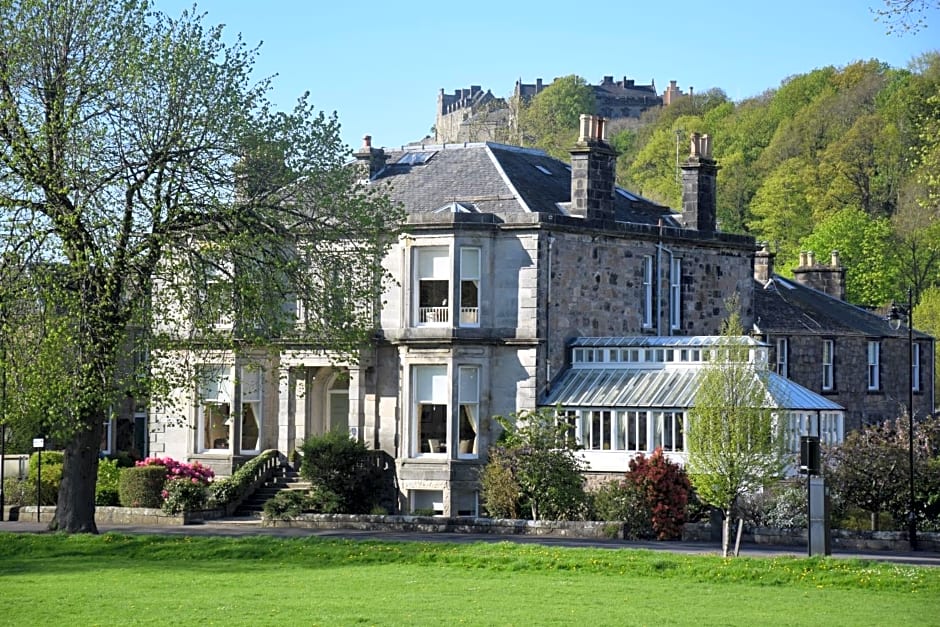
[
  {"left": 208, "top": 449, "right": 279, "bottom": 507},
  {"left": 96, "top": 458, "right": 122, "bottom": 506},
  {"left": 118, "top": 466, "right": 166, "bottom": 508}
]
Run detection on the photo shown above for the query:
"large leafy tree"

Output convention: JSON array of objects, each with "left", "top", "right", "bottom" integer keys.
[
  {"left": 517, "top": 75, "right": 595, "bottom": 160},
  {"left": 0, "top": 0, "right": 400, "bottom": 533},
  {"left": 686, "top": 298, "right": 787, "bottom": 556}
]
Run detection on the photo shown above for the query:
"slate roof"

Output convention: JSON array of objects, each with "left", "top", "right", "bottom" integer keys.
[
  {"left": 753, "top": 275, "right": 930, "bottom": 340},
  {"left": 372, "top": 142, "right": 677, "bottom": 227}
]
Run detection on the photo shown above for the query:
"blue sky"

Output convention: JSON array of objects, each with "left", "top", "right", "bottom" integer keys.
[{"left": 159, "top": 0, "right": 939, "bottom": 151}]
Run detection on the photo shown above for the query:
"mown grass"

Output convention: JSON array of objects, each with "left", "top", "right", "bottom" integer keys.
[{"left": 0, "top": 532, "right": 937, "bottom": 625}]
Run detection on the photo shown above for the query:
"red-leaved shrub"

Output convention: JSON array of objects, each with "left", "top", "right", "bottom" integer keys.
[{"left": 625, "top": 447, "right": 691, "bottom": 540}]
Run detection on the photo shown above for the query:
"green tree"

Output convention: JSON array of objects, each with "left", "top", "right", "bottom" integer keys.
[
  {"left": 914, "top": 286, "right": 940, "bottom": 397},
  {"left": 686, "top": 298, "right": 787, "bottom": 556},
  {"left": 517, "top": 75, "right": 595, "bottom": 159},
  {"left": 0, "top": 0, "right": 401, "bottom": 533},
  {"left": 798, "top": 207, "right": 900, "bottom": 306},
  {"left": 481, "top": 407, "right": 587, "bottom": 521},
  {"left": 748, "top": 157, "right": 816, "bottom": 264}
]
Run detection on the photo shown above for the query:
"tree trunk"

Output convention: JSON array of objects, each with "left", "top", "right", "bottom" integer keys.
[
  {"left": 721, "top": 510, "right": 732, "bottom": 557},
  {"left": 871, "top": 511, "right": 879, "bottom": 532},
  {"left": 50, "top": 417, "right": 103, "bottom": 533}
]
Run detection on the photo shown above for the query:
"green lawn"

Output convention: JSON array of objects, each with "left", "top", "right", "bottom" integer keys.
[{"left": 0, "top": 533, "right": 937, "bottom": 626}]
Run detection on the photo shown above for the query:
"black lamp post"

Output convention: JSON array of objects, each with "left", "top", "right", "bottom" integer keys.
[{"left": 888, "top": 287, "right": 917, "bottom": 551}]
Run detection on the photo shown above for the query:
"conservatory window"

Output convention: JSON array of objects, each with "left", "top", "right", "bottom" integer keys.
[{"left": 653, "top": 411, "right": 684, "bottom": 452}]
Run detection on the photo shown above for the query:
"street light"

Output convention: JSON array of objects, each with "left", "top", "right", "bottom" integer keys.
[{"left": 888, "top": 286, "right": 917, "bottom": 551}]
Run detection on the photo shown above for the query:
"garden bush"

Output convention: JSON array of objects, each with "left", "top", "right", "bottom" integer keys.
[
  {"left": 480, "top": 447, "right": 522, "bottom": 519},
  {"left": 23, "top": 452, "right": 63, "bottom": 506},
  {"left": 481, "top": 407, "right": 588, "bottom": 521},
  {"left": 263, "top": 490, "right": 310, "bottom": 520},
  {"left": 737, "top": 480, "right": 807, "bottom": 530},
  {"left": 590, "top": 479, "right": 654, "bottom": 539},
  {"left": 300, "top": 431, "right": 382, "bottom": 514},
  {"left": 118, "top": 465, "right": 167, "bottom": 508},
  {"left": 625, "top": 448, "right": 690, "bottom": 540},
  {"left": 161, "top": 477, "right": 209, "bottom": 514},
  {"left": 95, "top": 458, "right": 121, "bottom": 506}
]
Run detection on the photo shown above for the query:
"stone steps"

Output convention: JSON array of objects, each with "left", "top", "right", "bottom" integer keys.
[{"left": 234, "top": 467, "right": 311, "bottom": 516}]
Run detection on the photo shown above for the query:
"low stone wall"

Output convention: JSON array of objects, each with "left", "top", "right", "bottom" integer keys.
[
  {"left": 5, "top": 505, "right": 226, "bottom": 526},
  {"left": 682, "top": 521, "right": 939, "bottom": 552},
  {"left": 266, "top": 514, "right": 625, "bottom": 539}
]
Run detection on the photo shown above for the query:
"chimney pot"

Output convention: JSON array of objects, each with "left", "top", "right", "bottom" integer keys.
[
  {"left": 830, "top": 250, "right": 840, "bottom": 268},
  {"left": 362, "top": 135, "right": 372, "bottom": 149}
]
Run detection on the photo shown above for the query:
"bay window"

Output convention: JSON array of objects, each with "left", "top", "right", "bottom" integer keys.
[
  {"left": 413, "top": 365, "right": 448, "bottom": 455},
  {"left": 459, "top": 248, "right": 480, "bottom": 326},
  {"left": 197, "top": 364, "right": 263, "bottom": 454},
  {"left": 415, "top": 247, "right": 450, "bottom": 325},
  {"left": 414, "top": 245, "right": 483, "bottom": 327},
  {"left": 458, "top": 366, "right": 480, "bottom": 458}
]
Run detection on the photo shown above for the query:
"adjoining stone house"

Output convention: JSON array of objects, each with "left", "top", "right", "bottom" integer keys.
[
  {"left": 149, "top": 116, "right": 852, "bottom": 516},
  {"left": 752, "top": 248, "right": 936, "bottom": 432}
]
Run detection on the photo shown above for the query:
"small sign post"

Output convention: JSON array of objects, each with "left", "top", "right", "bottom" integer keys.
[{"left": 32, "top": 437, "right": 44, "bottom": 522}]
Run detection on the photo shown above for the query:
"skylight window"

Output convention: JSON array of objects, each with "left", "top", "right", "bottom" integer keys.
[
  {"left": 396, "top": 151, "right": 437, "bottom": 166},
  {"left": 534, "top": 165, "right": 552, "bottom": 175}
]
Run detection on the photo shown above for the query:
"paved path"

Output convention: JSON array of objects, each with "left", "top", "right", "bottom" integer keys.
[{"left": 3, "top": 517, "right": 939, "bottom": 567}]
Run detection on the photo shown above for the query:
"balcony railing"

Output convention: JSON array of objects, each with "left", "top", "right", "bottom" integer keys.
[
  {"left": 459, "top": 307, "right": 479, "bottom": 325},
  {"left": 419, "top": 306, "right": 449, "bottom": 324}
]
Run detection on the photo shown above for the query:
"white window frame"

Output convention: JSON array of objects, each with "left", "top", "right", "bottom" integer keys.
[
  {"left": 457, "top": 366, "right": 480, "bottom": 458},
  {"left": 414, "top": 247, "right": 450, "bottom": 326},
  {"left": 822, "top": 339, "right": 834, "bottom": 391},
  {"left": 642, "top": 255, "right": 653, "bottom": 329},
  {"left": 669, "top": 257, "right": 682, "bottom": 331},
  {"left": 867, "top": 341, "right": 880, "bottom": 391},
  {"left": 411, "top": 364, "right": 449, "bottom": 457},
  {"left": 458, "top": 247, "right": 481, "bottom": 328},
  {"left": 912, "top": 342, "right": 921, "bottom": 392},
  {"left": 654, "top": 410, "right": 685, "bottom": 452},
  {"left": 196, "top": 364, "right": 263, "bottom": 454},
  {"left": 776, "top": 338, "right": 788, "bottom": 378}
]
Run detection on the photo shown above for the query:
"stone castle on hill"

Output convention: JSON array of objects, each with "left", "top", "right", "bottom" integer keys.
[{"left": 434, "top": 76, "right": 691, "bottom": 144}]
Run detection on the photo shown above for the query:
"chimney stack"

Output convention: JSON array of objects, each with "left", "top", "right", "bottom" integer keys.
[
  {"left": 754, "top": 243, "right": 775, "bottom": 284},
  {"left": 680, "top": 132, "right": 719, "bottom": 233},
  {"left": 354, "top": 135, "right": 386, "bottom": 180},
  {"left": 569, "top": 114, "right": 617, "bottom": 222},
  {"left": 792, "top": 250, "right": 846, "bottom": 300}
]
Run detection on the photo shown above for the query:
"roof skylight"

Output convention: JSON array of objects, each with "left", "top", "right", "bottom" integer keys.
[{"left": 396, "top": 151, "right": 437, "bottom": 166}]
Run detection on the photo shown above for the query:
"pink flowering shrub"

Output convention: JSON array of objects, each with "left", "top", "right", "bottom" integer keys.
[
  {"left": 137, "top": 457, "right": 214, "bottom": 483},
  {"left": 136, "top": 457, "right": 214, "bottom": 514}
]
